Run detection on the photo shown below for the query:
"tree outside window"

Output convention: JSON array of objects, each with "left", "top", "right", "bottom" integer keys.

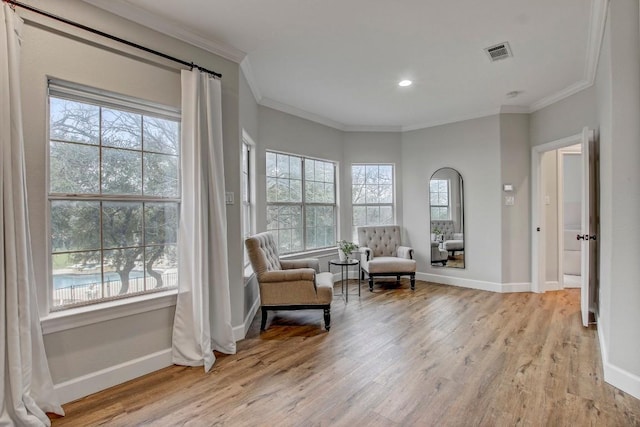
[{"left": 49, "top": 83, "right": 180, "bottom": 309}]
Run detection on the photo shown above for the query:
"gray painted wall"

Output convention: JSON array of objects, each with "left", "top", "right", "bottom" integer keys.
[
  {"left": 401, "top": 116, "right": 502, "bottom": 283},
  {"left": 500, "top": 114, "right": 531, "bottom": 284},
  {"left": 530, "top": 85, "right": 598, "bottom": 147},
  {"left": 541, "top": 152, "right": 559, "bottom": 283},
  {"left": 595, "top": 0, "right": 640, "bottom": 378}
]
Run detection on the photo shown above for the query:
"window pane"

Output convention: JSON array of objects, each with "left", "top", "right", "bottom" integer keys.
[
  {"left": 366, "top": 206, "right": 380, "bottom": 224},
  {"left": 50, "top": 97, "right": 99, "bottom": 144},
  {"left": 379, "top": 165, "right": 393, "bottom": 184},
  {"left": 352, "top": 183, "right": 365, "bottom": 204},
  {"left": 290, "top": 156, "right": 302, "bottom": 179},
  {"left": 52, "top": 251, "right": 102, "bottom": 307},
  {"left": 438, "top": 194, "right": 448, "bottom": 205},
  {"left": 430, "top": 192, "right": 439, "bottom": 205},
  {"left": 314, "top": 161, "right": 325, "bottom": 182},
  {"left": 290, "top": 179, "right": 302, "bottom": 202},
  {"left": 102, "top": 108, "right": 142, "bottom": 149},
  {"left": 365, "top": 184, "right": 379, "bottom": 204},
  {"left": 144, "top": 244, "right": 178, "bottom": 290},
  {"left": 380, "top": 206, "right": 394, "bottom": 224},
  {"left": 267, "top": 177, "right": 277, "bottom": 202},
  {"left": 305, "top": 159, "right": 315, "bottom": 181},
  {"left": 324, "top": 183, "right": 335, "bottom": 203},
  {"left": 353, "top": 206, "right": 366, "bottom": 226},
  {"left": 143, "top": 153, "right": 179, "bottom": 197},
  {"left": 102, "top": 202, "right": 143, "bottom": 249},
  {"left": 102, "top": 147, "right": 142, "bottom": 195},
  {"left": 277, "top": 153, "right": 290, "bottom": 178},
  {"left": 438, "top": 180, "right": 448, "bottom": 192},
  {"left": 51, "top": 201, "right": 100, "bottom": 252},
  {"left": 365, "top": 165, "right": 379, "bottom": 184},
  {"left": 144, "top": 203, "right": 178, "bottom": 245},
  {"left": 50, "top": 141, "right": 100, "bottom": 194},
  {"left": 379, "top": 185, "right": 393, "bottom": 203},
  {"left": 103, "top": 248, "right": 144, "bottom": 296},
  {"left": 352, "top": 165, "right": 365, "bottom": 184},
  {"left": 266, "top": 152, "right": 277, "bottom": 177},
  {"left": 143, "top": 116, "right": 179, "bottom": 155},
  {"left": 266, "top": 206, "right": 278, "bottom": 230}
]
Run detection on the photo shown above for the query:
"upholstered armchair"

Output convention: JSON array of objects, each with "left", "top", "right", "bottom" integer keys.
[
  {"left": 356, "top": 225, "right": 417, "bottom": 291},
  {"left": 431, "top": 241, "right": 448, "bottom": 265},
  {"left": 245, "top": 232, "right": 334, "bottom": 331}
]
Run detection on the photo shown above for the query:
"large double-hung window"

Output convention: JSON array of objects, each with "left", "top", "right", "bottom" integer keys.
[
  {"left": 352, "top": 164, "right": 395, "bottom": 238},
  {"left": 266, "top": 151, "right": 336, "bottom": 254},
  {"left": 430, "top": 178, "right": 450, "bottom": 219},
  {"left": 48, "top": 80, "right": 180, "bottom": 309}
]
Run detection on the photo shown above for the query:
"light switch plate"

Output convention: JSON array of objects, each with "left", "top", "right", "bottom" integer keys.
[
  {"left": 225, "top": 191, "right": 234, "bottom": 205},
  {"left": 503, "top": 184, "right": 514, "bottom": 192},
  {"left": 505, "top": 195, "right": 515, "bottom": 206}
]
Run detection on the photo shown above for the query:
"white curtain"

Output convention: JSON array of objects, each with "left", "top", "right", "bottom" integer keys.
[
  {"left": 172, "top": 70, "right": 236, "bottom": 372},
  {"left": 1, "top": 5, "right": 64, "bottom": 425}
]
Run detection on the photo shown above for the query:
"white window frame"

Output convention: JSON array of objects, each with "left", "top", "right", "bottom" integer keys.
[
  {"left": 430, "top": 178, "right": 450, "bottom": 220},
  {"left": 241, "top": 133, "right": 255, "bottom": 267},
  {"left": 351, "top": 163, "right": 395, "bottom": 239},
  {"left": 46, "top": 79, "right": 181, "bottom": 313},
  {"left": 266, "top": 150, "right": 337, "bottom": 254}
]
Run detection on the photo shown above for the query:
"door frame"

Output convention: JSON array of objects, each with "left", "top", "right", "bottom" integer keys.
[{"left": 531, "top": 132, "right": 584, "bottom": 293}]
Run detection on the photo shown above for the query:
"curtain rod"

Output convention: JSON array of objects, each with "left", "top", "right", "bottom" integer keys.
[{"left": 3, "top": 0, "right": 222, "bottom": 78}]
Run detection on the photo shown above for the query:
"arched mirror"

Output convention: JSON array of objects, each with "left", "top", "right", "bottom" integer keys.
[{"left": 430, "top": 168, "right": 464, "bottom": 268}]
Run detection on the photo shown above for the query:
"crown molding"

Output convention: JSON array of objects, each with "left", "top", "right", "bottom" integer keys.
[
  {"left": 500, "top": 105, "right": 531, "bottom": 114},
  {"left": 83, "top": 0, "right": 246, "bottom": 63},
  {"left": 343, "top": 124, "right": 403, "bottom": 132},
  {"left": 401, "top": 108, "right": 502, "bottom": 132},
  {"left": 240, "top": 57, "right": 262, "bottom": 103},
  {"left": 529, "top": 79, "right": 592, "bottom": 112},
  {"left": 259, "top": 97, "right": 347, "bottom": 131},
  {"left": 584, "top": 0, "right": 609, "bottom": 83}
]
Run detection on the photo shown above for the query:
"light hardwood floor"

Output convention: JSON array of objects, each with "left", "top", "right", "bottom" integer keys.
[{"left": 50, "top": 281, "right": 640, "bottom": 426}]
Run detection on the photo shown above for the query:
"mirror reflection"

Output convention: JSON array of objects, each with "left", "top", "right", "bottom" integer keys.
[{"left": 430, "top": 167, "right": 465, "bottom": 268}]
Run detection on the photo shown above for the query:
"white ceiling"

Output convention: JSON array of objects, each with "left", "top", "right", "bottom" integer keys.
[{"left": 85, "top": 0, "right": 605, "bottom": 131}]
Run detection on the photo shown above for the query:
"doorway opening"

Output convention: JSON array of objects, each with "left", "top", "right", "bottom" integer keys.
[{"left": 531, "top": 127, "right": 597, "bottom": 327}]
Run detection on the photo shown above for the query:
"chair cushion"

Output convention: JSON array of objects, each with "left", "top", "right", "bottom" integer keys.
[
  {"left": 443, "top": 240, "right": 464, "bottom": 251},
  {"left": 366, "top": 257, "right": 416, "bottom": 274}
]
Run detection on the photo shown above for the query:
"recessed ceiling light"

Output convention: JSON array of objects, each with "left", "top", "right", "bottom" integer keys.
[{"left": 398, "top": 80, "right": 412, "bottom": 87}]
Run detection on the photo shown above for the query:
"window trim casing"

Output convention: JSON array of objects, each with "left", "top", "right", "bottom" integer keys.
[
  {"left": 265, "top": 150, "right": 337, "bottom": 255},
  {"left": 241, "top": 132, "right": 256, "bottom": 268},
  {"left": 46, "top": 78, "right": 181, "bottom": 314}
]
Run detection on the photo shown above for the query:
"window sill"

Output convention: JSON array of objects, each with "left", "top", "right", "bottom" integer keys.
[
  {"left": 280, "top": 247, "right": 337, "bottom": 260},
  {"left": 41, "top": 289, "right": 178, "bottom": 335}
]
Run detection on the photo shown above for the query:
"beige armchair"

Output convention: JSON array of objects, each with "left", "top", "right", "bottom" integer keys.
[
  {"left": 356, "top": 225, "right": 417, "bottom": 291},
  {"left": 245, "top": 232, "right": 334, "bottom": 331}
]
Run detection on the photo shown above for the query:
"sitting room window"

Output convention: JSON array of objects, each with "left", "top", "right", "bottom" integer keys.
[
  {"left": 430, "top": 178, "right": 450, "bottom": 219},
  {"left": 48, "top": 80, "right": 180, "bottom": 309},
  {"left": 242, "top": 139, "right": 254, "bottom": 266},
  {"left": 351, "top": 164, "right": 395, "bottom": 238},
  {"left": 266, "top": 151, "right": 336, "bottom": 254}
]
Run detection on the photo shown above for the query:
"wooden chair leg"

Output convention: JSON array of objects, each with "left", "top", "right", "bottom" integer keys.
[
  {"left": 260, "top": 308, "right": 267, "bottom": 331},
  {"left": 410, "top": 273, "right": 416, "bottom": 290},
  {"left": 323, "top": 307, "right": 331, "bottom": 331},
  {"left": 369, "top": 276, "right": 374, "bottom": 292}
]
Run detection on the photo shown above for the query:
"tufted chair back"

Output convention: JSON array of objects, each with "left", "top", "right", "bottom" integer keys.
[
  {"left": 430, "top": 220, "right": 455, "bottom": 240},
  {"left": 357, "top": 226, "right": 402, "bottom": 258},
  {"left": 245, "top": 232, "right": 282, "bottom": 278}
]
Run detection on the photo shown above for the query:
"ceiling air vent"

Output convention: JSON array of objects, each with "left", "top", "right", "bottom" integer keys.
[{"left": 485, "top": 42, "right": 512, "bottom": 62}]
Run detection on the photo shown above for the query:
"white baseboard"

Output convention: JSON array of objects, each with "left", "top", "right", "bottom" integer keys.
[
  {"left": 54, "top": 348, "right": 173, "bottom": 404},
  {"left": 544, "top": 281, "right": 561, "bottom": 291},
  {"left": 417, "top": 272, "right": 530, "bottom": 293},
  {"left": 597, "top": 314, "right": 640, "bottom": 399},
  {"left": 233, "top": 295, "right": 261, "bottom": 341}
]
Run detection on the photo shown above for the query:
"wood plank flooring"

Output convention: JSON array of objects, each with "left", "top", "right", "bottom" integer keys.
[{"left": 50, "top": 280, "right": 640, "bottom": 426}]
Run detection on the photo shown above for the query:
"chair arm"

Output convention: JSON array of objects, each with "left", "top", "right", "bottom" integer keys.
[
  {"left": 431, "top": 241, "right": 440, "bottom": 248},
  {"left": 397, "top": 246, "right": 414, "bottom": 259},
  {"left": 280, "top": 258, "right": 320, "bottom": 272},
  {"left": 259, "top": 268, "right": 316, "bottom": 283},
  {"left": 359, "top": 247, "right": 372, "bottom": 261}
]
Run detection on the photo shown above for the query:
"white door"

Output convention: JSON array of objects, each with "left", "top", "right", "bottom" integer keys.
[{"left": 580, "top": 127, "right": 597, "bottom": 327}]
